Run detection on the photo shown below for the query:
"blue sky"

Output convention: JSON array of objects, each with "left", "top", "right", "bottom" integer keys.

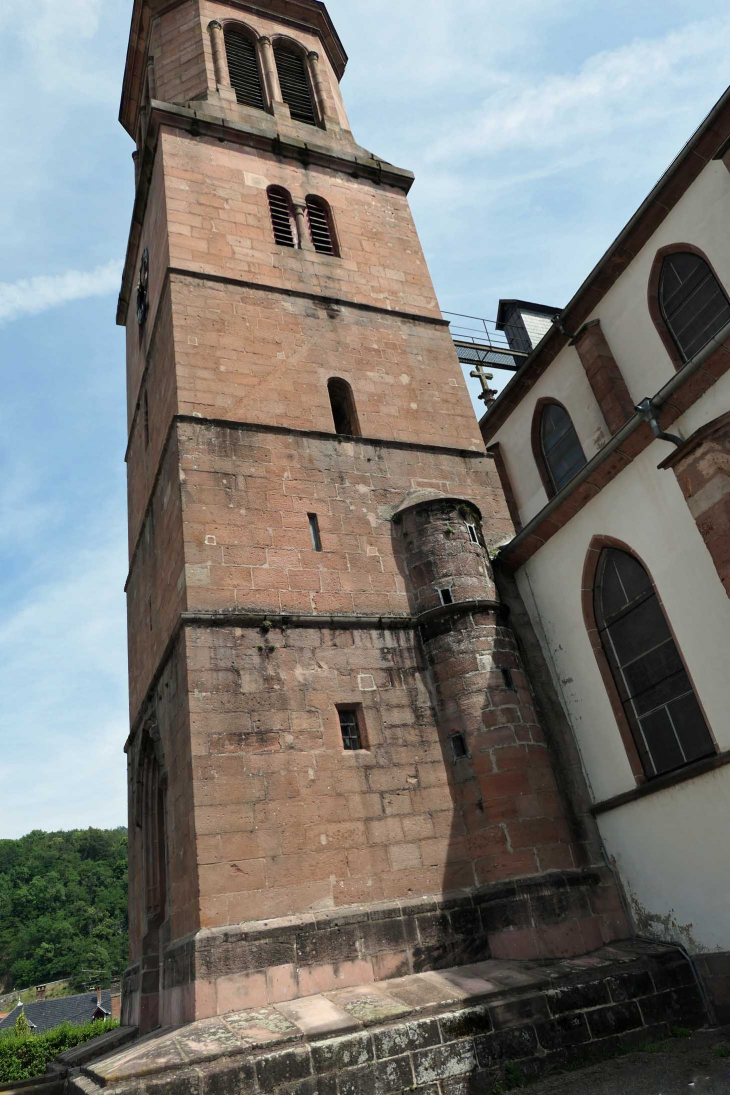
[{"left": 0, "top": 0, "right": 728, "bottom": 838}]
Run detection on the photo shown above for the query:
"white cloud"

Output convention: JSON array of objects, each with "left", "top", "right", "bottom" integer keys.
[
  {"left": 427, "top": 16, "right": 730, "bottom": 162},
  {"left": 0, "top": 515, "right": 128, "bottom": 838},
  {"left": 0, "top": 261, "right": 122, "bottom": 325}
]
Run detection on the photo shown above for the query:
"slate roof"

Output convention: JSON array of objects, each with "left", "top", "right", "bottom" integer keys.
[{"left": 0, "top": 991, "right": 111, "bottom": 1034}]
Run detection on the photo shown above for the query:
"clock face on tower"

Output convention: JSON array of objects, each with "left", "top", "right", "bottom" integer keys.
[{"left": 136, "top": 248, "right": 149, "bottom": 327}]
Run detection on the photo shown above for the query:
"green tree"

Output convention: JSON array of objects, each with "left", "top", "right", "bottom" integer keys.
[
  {"left": 0, "top": 828, "right": 128, "bottom": 991},
  {"left": 13, "top": 1012, "right": 31, "bottom": 1039}
]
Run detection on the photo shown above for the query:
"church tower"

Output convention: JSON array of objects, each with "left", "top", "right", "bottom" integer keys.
[{"left": 118, "top": 0, "right": 625, "bottom": 1033}]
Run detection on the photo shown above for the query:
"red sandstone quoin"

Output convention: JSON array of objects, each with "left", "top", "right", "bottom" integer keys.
[{"left": 118, "top": 0, "right": 628, "bottom": 1033}]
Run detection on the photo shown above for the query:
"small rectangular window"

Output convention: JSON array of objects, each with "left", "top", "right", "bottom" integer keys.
[
  {"left": 450, "top": 732, "right": 468, "bottom": 760},
  {"left": 338, "top": 707, "right": 363, "bottom": 751},
  {"left": 438, "top": 587, "right": 454, "bottom": 606},
  {"left": 308, "top": 513, "right": 322, "bottom": 552},
  {"left": 467, "top": 524, "right": 479, "bottom": 545}
]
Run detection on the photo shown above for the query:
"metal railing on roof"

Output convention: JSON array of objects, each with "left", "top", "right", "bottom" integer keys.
[{"left": 443, "top": 311, "right": 527, "bottom": 373}]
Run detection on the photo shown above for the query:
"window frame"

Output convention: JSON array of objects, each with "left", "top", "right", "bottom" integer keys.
[
  {"left": 531, "top": 397, "right": 587, "bottom": 500},
  {"left": 223, "top": 22, "right": 266, "bottom": 111},
  {"left": 305, "top": 195, "right": 339, "bottom": 256},
  {"left": 272, "top": 37, "right": 320, "bottom": 127},
  {"left": 267, "top": 185, "right": 298, "bottom": 249},
  {"left": 327, "top": 377, "right": 361, "bottom": 437},
  {"left": 336, "top": 704, "right": 367, "bottom": 752},
  {"left": 582, "top": 536, "right": 716, "bottom": 785},
  {"left": 648, "top": 243, "right": 730, "bottom": 371}
]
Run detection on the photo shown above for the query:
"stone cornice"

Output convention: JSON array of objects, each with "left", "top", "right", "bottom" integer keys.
[
  {"left": 127, "top": 602, "right": 501, "bottom": 736},
  {"left": 117, "top": 102, "right": 415, "bottom": 326},
  {"left": 125, "top": 412, "right": 490, "bottom": 587}
]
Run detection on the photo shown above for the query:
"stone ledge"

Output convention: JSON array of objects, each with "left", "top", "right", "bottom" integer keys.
[
  {"left": 151, "top": 869, "right": 624, "bottom": 1019},
  {"left": 74, "top": 942, "right": 704, "bottom": 1095}
]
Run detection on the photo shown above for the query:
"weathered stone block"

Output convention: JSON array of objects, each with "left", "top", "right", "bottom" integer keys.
[
  {"left": 474, "top": 1025, "right": 539, "bottom": 1068},
  {"left": 311, "top": 1031, "right": 373, "bottom": 1073},
  {"left": 547, "top": 979, "right": 610, "bottom": 1015},
  {"left": 439, "top": 1005, "right": 493, "bottom": 1041},
  {"left": 412, "top": 1041, "right": 478, "bottom": 1085},
  {"left": 372, "top": 1018, "right": 442, "bottom": 1060},
  {"left": 255, "top": 1048, "right": 312, "bottom": 1092},
  {"left": 586, "top": 1001, "right": 643, "bottom": 1039},
  {"left": 534, "top": 1013, "right": 591, "bottom": 1051}
]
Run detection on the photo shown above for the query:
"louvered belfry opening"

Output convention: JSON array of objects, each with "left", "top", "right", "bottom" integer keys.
[
  {"left": 306, "top": 197, "right": 336, "bottom": 255},
  {"left": 274, "top": 44, "right": 318, "bottom": 125},
  {"left": 268, "top": 187, "right": 297, "bottom": 248},
  {"left": 224, "top": 27, "right": 265, "bottom": 110}
]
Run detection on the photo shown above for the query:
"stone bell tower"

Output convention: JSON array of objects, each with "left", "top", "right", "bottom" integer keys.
[{"left": 118, "top": 0, "right": 626, "bottom": 1033}]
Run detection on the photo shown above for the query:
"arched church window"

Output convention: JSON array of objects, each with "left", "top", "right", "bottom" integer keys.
[
  {"left": 328, "top": 377, "right": 360, "bottom": 436},
  {"left": 224, "top": 27, "right": 265, "bottom": 110},
  {"left": 137, "top": 736, "right": 168, "bottom": 926},
  {"left": 538, "top": 402, "right": 586, "bottom": 495},
  {"left": 658, "top": 251, "right": 730, "bottom": 363},
  {"left": 274, "top": 44, "right": 317, "bottom": 126},
  {"left": 267, "top": 187, "right": 297, "bottom": 248},
  {"left": 594, "top": 546, "right": 713, "bottom": 779},
  {"left": 306, "top": 196, "right": 337, "bottom": 255}
]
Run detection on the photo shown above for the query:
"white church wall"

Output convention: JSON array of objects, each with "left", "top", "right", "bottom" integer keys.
[
  {"left": 597, "top": 773, "right": 730, "bottom": 955},
  {"left": 587, "top": 160, "right": 730, "bottom": 403},
  {"left": 491, "top": 347, "right": 609, "bottom": 525},
  {"left": 490, "top": 158, "right": 730, "bottom": 530},
  {"left": 514, "top": 377, "right": 730, "bottom": 952}
]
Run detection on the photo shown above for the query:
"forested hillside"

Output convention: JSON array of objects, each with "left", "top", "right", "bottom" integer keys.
[{"left": 0, "top": 829, "right": 128, "bottom": 991}]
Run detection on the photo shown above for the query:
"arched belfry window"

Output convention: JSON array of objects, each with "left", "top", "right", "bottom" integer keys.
[
  {"left": 594, "top": 547, "right": 713, "bottom": 779},
  {"left": 538, "top": 402, "right": 587, "bottom": 495},
  {"left": 267, "top": 187, "right": 297, "bottom": 248},
  {"left": 306, "top": 197, "right": 337, "bottom": 255},
  {"left": 658, "top": 251, "right": 730, "bottom": 363},
  {"left": 224, "top": 27, "right": 265, "bottom": 110},
  {"left": 274, "top": 43, "right": 317, "bottom": 126},
  {"left": 328, "top": 378, "right": 360, "bottom": 436}
]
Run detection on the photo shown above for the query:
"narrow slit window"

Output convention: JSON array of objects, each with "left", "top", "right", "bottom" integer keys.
[
  {"left": 658, "top": 252, "right": 730, "bottom": 363},
  {"left": 274, "top": 45, "right": 317, "bottom": 126},
  {"left": 467, "top": 524, "right": 479, "bottom": 545},
  {"left": 306, "top": 197, "right": 336, "bottom": 255},
  {"left": 328, "top": 377, "right": 360, "bottom": 436},
  {"left": 450, "top": 732, "right": 468, "bottom": 760},
  {"left": 500, "top": 667, "right": 515, "bottom": 690},
  {"left": 224, "top": 28, "right": 265, "bottom": 110},
  {"left": 338, "top": 708, "right": 363, "bottom": 751},
  {"left": 594, "top": 547, "right": 714, "bottom": 779},
  {"left": 308, "top": 513, "right": 322, "bottom": 552},
  {"left": 143, "top": 391, "right": 150, "bottom": 449},
  {"left": 438, "top": 587, "right": 454, "bottom": 606},
  {"left": 268, "top": 187, "right": 297, "bottom": 248}
]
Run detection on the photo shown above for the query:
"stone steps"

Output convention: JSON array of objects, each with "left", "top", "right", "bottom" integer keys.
[{"left": 70, "top": 941, "right": 706, "bottom": 1095}]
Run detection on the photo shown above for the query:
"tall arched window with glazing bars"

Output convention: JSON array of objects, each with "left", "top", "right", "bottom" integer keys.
[{"left": 593, "top": 546, "right": 714, "bottom": 779}]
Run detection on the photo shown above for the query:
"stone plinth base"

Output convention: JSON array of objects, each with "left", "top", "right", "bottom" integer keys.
[
  {"left": 693, "top": 952, "right": 730, "bottom": 1024},
  {"left": 128, "top": 868, "right": 626, "bottom": 1026},
  {"left": 80, "top": 942, "right": 703, "bottom": 1095}
]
